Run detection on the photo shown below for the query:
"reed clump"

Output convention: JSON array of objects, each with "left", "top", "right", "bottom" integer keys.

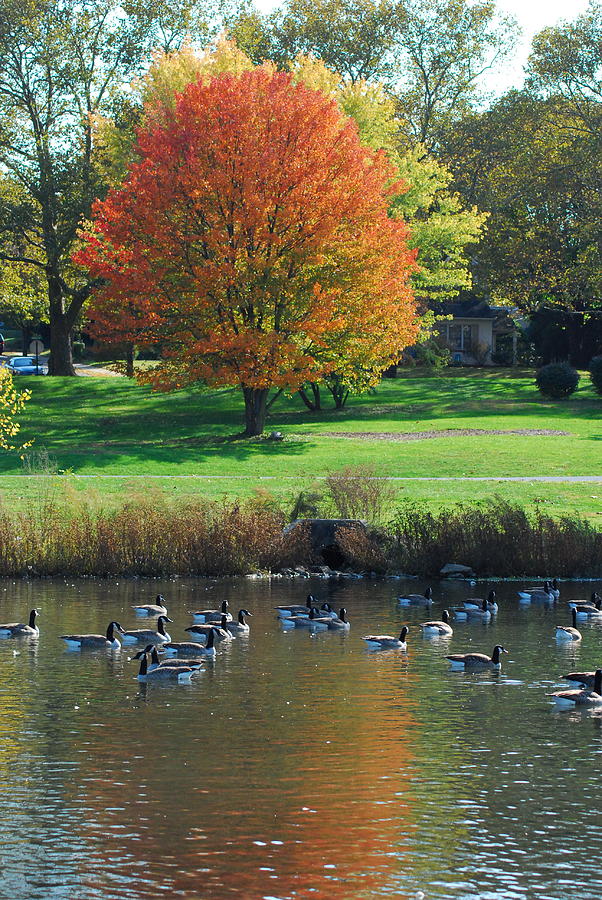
[
  {"left": 388, "top": 498, "right": 602, "bottom": 578},
  {"left": 0, "top": 489, "right": 311, "bottom": 576}
]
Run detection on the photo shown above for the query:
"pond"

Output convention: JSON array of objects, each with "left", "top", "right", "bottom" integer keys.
[{"left": 1, "top": 575, "right": 601, "bottom": 900}]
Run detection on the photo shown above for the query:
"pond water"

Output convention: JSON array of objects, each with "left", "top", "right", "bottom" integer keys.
[{"left": 1, "top": 575, "right": 602, "bottom": 900}]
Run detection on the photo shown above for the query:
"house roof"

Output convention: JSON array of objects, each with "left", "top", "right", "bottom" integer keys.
[{"left": 437, "top": 299, "right": 498, "bottom": 320}]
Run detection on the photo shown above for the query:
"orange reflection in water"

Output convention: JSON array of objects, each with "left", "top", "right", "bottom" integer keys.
[{"left": 66, "top": 649, "right": 419, "bottom": 900}]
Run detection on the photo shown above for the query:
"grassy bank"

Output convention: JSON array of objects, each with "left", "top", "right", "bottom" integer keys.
[{"left": 1, "top": 368, "right": 600, "bottom": 520}]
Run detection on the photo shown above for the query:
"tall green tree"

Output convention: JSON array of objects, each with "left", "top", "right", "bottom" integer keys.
[
  {"left": 443, "top": 90, "right": 602, "bottom": 315},
  {"left": 526, "top": 0, "right": 602, "bottom": 137},
  {"left": 231, "top": 0, "right": 517, "bottom": 146},
  {"left": 0, "top": 0, "right": 230, "bottom": 375}
]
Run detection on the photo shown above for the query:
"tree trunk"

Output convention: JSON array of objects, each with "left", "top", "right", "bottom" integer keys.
[
  {"left": 242, "top": 387, "right": 269, "bottom": 436},
  {"left": 125, "top": 343, "right": 135, "bottom": 378},
  {"left": 326, "top": 378, "right": 349, "bottom": 409},
  {"left": 47, "top": 275, "right": 76, "bottom": 375},
  {"left": 21, "top": 325, "right": 33, "bottom": 355},
  {"left": 298, "top": 382, "right": 322, "bottom": 411}
]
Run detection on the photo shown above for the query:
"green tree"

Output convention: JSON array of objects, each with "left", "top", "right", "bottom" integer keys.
[
  {"left": 526, "top": 0, "right": 602, "bottom": 137},
  {"left": 231, "top": 0, "right": 517, "bottom": 146},
  {"left": 0, "top": 0, "right": 231, "bottom": 375},
  {"left": 443, "top": 90, "right": 602, "bottom": 315}
]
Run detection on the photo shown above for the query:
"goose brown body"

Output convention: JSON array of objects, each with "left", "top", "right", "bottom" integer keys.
[
  {"left": 446, "top": 645, "right": 508, "bottom": 670},
  {"left": 551, "top": 670, "right": 602, "bottom": 707},
  {"left": 0, "top": 609, "right": 39, "bottom": 637},
  {"left": 61, "top": 620, "right": 124, "bottom": 649}
]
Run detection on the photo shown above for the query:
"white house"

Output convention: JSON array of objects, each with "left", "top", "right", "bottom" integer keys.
[{"left": 435, "top": 298, "right": 518, "bottom": 366}]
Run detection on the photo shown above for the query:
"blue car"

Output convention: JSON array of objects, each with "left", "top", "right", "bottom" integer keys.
[{"left": 5, "top": 356, "right": 47, "bottom": 375}]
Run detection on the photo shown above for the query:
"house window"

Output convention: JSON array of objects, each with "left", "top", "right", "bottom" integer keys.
[{"left": 448, "top": 323, "right": 473, "bottom": 352}]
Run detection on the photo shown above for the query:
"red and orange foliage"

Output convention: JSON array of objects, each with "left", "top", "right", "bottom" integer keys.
[{"left": 78, "top": 66, "right": 418, "bottom": 434}]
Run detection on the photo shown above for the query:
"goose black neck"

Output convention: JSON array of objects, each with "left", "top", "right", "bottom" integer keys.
[
  {"left": 594, "top": 669, "right": 602, "bottom": 693},
  {"left": 28, "top": 609, "right": 37, "bottom": 627},
  {"left": 139, "top": 653, "right": 148, "bottom": 676}
]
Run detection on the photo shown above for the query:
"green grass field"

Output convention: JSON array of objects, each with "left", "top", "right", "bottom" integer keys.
[{"left": 2, "top": 367, "right": 601, "bottom": 520}]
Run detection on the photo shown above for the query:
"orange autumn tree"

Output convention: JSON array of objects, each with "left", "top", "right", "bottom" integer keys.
[{"left": 78, "top": 67, "right": 418, "bottom": 435}]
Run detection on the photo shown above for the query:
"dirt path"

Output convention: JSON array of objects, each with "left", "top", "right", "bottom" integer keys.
[{"left": 314, "top": 428, "right": 570, "bottom": 441}]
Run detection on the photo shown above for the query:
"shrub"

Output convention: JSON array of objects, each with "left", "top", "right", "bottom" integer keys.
[
  {"left": 387, "top": 498, "right": 602, "bottom": 578},
  {"left": 590, "top": 355, "right": 602, "bottom": 395},
  {"left": 335, "top": 526, "right": 388, "bottom": 573},
  {"left": 535, "top": 361, "right": 579, "bottom": 398},
  {"left": 325, "top": 466, "right": 395, "bottom": 525}
]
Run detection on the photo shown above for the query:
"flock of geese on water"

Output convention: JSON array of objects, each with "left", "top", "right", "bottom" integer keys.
[{"left": 0, "top": 579, "right": 601, "bottom": 706}]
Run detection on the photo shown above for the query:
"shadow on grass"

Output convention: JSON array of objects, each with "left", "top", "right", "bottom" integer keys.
[{"left": 3, "top": 368, "right": 599, "bottom": 474}]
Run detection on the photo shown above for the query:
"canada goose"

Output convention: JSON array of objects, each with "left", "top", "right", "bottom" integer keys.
[
  {"left": 274, "top": 594, "right": 315, "bottom": 618},
  {"left": 121, "top": 615, "right": 173, "bottom": 645},
  {"left": 452, "top": 599, "right": 491, "bottom": 621},
  {"left": 319, "top": 603, "right": 339, "bottom": 619},
  {"left": 555, "top": 608, "right": 582, "bottom": 643},
  {"left": 518, "top": 581, "right": 555, "bottom": 603},
  {"left": 136, "top": 650, "right": 196, "bottom": 683},
  {"left": 161, "top": 641, "right": 210, "bottom": 658},
  {"left": 561, "top": 671, "right": 598, "bottom": 688},
  {"left": 568, "top": 592, "right": 602, "bottom": 619},
  {"left": 0, "top": 609, "right": 39, "bottom": 638},
  {"left": 191, "top": 600, "right": 232, "bottom": 624},
  {"left": 420, "top": 609, "right": 453, "bottom": 637},
  {"left": 465, "top": 598, "right": 492, "bottom": 621},
  {"left": 131, "top": 594, "right": 168, "bottom": 616},
  {"left": 166, "top": 630, "right": 219, "bottom": 659},
  {"left": 551, "top": 669, "right": 602, "bottom": 708},
  {"left": 61, "top": 620, "right": 124, "bottom": 650},
  {"left": 328, "top": 608, "right": 351, "bottom": 630},
  {"left": 464, "top": 590, "right": 498, "bottom": 613},
  {"left": 132, "top": 645, "right": 203, "bottom": 671},
  {"left": 185, "top": 614, "right": 232, "bottom": 642},
  {"left": 446, "top": 644, "right": 508, "bottom": 670},
  {"left": 192, "top": 627, "right": 217, "bottom": 658},
  {"left": 398, "top": 587, "right": 433, "bottom": 607},
  {"left": 362, "top": 626, "right": 409, "bottom": 650},
  {"left": 282, "top": 607, "right": 329, "bottom": 630},
  {"left": 224, "top": 609, "right": 252, "bottom": 634}
]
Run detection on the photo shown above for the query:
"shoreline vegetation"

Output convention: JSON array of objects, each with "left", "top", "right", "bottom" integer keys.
[
  {"left": 1, "top": 491, "right": 600, "bottom": 579},
  {"left": 1, "top": 368, "right": 599, "bottom": 577}
]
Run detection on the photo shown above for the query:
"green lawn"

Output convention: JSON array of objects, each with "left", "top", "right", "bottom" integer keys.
[{"left": 2, "top": 368, "right": 601, "bottom": 519}]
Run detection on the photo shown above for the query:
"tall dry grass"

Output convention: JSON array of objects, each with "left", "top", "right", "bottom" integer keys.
[
  {"left": 387, "top": 499, "right": 602, "bottom": 578},
  {"left": 0, "top": 480, "right": 600, "bottom": 577},
  {"left": 0, "top": 484, "right": 311, "bottom": 576}
]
